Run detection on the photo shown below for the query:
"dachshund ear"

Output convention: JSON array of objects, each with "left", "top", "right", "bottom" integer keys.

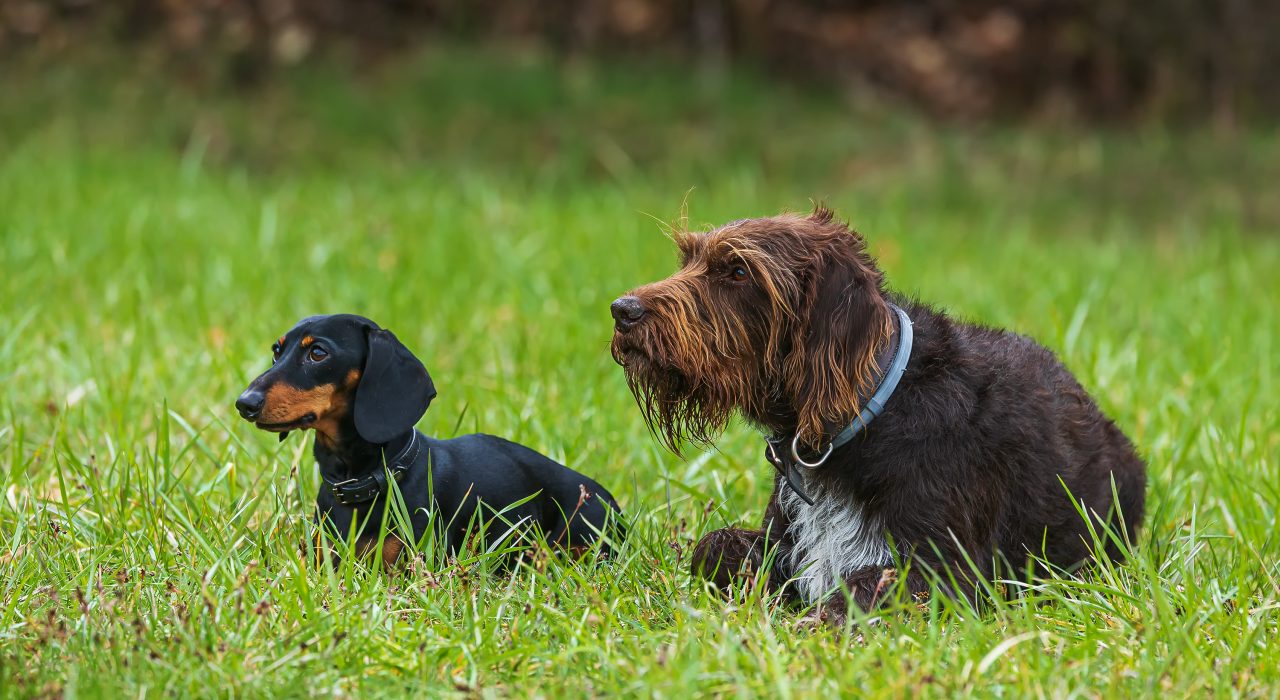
[{"left": 354, "top": 329, "right": 436, "bottom": 444}]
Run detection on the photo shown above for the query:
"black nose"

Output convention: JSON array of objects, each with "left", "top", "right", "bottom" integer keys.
[
  {"left": 611, "top": 296, "right": 646, "bottom": 330},
  {"left": 236, "top": 390, "right": 265, "bottom": 421}
]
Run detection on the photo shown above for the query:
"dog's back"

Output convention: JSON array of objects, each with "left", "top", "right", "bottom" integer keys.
[
  {"left": 901, "top": 300, "right": 1147, "bottom": 571},
  {"left": 424, "top": 433, "right": 626, "bottom": 553}
]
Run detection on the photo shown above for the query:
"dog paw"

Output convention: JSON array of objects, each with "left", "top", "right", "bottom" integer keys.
[
  {"left": 793, "top": 611, "right": 825, "bottom": 631},
  {"left": 793, "top": 608, "right": 846, "bottom": 631}
]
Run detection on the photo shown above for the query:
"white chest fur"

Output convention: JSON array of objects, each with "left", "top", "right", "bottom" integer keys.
[{"left": 778, "top": 473, "right": 893, "bottom": 603}]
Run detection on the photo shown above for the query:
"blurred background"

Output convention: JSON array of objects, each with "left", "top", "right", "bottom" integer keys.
[{"left": 3, "top": 0, "right": 1279, "bottom": 121}]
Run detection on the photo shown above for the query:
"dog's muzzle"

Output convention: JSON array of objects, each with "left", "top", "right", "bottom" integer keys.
[{"left": 610, "top": 295, "right": 646, "bottom": 332}]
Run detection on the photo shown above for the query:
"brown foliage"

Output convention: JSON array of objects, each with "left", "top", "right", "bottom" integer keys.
[{"left": 2, "top": 0, "right": 1275, "bottom": 119}]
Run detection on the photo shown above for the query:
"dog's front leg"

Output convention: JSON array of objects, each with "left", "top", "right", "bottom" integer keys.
[
  {"left": 355, "top": 533, "right": 405, "bottom": 571},
  {"left": 797, "top": 565, "right": 938, "bottom": 628},
  {"left": 690, "top": 526, "right": 769, "bottom": 589},
  {"left": 309, "top": 529, "right": 342, "bottom": 569},
  {"left": 691, "top": 481, "right": 798, "bottom": 594}
]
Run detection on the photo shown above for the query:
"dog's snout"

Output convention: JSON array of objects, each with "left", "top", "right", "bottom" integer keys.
[
  {"left": 611, "top": 296, "right": 646, "bottom": 330},
  {"left": 236, "top": 389, "right": 265, "bottom": 421}
]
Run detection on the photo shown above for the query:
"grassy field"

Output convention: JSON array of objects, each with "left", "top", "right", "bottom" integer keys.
[{"left": 1, "top": 46, "right": 1278, "bottom": 697}]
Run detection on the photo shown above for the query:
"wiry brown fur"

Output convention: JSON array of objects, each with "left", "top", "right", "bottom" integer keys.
[
  {"left": 612, "top": 208, "right": 1147, "bottom": 619},
  {"left": 611, "top": 207, "right": 892, "bottom": 452}
]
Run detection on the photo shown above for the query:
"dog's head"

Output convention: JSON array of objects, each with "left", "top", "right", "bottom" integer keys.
[
  {"left": 610, "top": 207, "right": 891, "bottom": 453},
  {"left": 235, "top": 314, "right": 436, "bottom": 447}
]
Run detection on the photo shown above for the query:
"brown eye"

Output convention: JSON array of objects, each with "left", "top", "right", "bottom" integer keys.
[
  {"left": 730, "top": 265, "right": 748, "bottom": 281},
  {"left": 308, "top": 346, "right": 328, "bottom": 362}
]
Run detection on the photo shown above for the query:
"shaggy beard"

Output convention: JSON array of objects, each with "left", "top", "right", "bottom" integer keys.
[{"left": 617, "top": 351, "right": 750, "bottom": 456}]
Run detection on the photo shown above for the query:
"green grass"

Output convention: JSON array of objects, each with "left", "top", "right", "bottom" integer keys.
[{"left": 1, "top": 45, "right": 1278, "bottom": 697}]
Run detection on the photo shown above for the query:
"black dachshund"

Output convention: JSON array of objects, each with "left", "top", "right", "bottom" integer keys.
[{"left": 236, "top": 314, "right": 624, "bottom": 567}]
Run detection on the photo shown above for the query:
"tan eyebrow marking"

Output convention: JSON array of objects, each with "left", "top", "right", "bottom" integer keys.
[{"left": 300, "top": 336, "right": 315, "bottom": 347}]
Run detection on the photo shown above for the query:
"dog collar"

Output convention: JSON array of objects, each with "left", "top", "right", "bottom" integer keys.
[
  {"left": 766, "top": 303, "right": 914, "bottom": 505},
  {"left": 324, "top": 430, "right": 422, "bottom": 506}
]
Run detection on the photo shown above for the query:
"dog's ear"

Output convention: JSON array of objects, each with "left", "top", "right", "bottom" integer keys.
[
  {"left": 786, "top": 227, "right": 891, "bottom": 449},
  {"left": 354, "top": 329, "right": 436, "bottom": 444}
]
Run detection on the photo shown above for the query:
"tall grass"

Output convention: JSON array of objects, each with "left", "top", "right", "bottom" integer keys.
[{"left": 1, "top": 46, "right": 1277, "bottom": 697}]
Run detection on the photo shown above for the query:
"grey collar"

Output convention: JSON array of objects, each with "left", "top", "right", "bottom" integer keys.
[{"left": 766, "top": 303, "right": 914, "bottom": 505}]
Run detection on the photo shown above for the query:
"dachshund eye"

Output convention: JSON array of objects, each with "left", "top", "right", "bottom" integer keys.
[
  {"left": 307, "top": 346, "right": 329, "bottom": 362},
  {"left": 271, "top": 344, "right": 282, "bottom": 362},
  {"left": 730, "top": 265, "right": 748, "bottom": 282}
]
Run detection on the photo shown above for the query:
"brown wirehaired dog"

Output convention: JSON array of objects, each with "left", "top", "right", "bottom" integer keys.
[{"left": 610, "top": 208, "right": 1146, "bottom": 621}]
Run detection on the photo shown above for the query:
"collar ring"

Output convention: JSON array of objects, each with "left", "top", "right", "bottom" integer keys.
[{"left": 790, "top": 433, "right": 833, "bottom": 469}]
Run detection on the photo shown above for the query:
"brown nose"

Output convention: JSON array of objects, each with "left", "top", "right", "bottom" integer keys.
[{"left": 610, "top": 296, "right": 646, "bottom": 331}]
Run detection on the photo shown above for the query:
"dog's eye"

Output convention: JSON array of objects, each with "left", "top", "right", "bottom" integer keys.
[
  {"left": 730, "top": 265, "right": 748, "bottom": 281},
  {"left": 271, "top": 344, "right": 282, "bottom": 362},
  {"left": 308, "top": 346, "right": 329, "bottom": 362}
]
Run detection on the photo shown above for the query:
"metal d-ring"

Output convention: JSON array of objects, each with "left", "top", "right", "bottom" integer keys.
[{"left": 790, "top": 433, "right": 833, "bottom": 469}]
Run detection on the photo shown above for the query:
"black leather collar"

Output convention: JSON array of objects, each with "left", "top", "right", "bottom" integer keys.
[{"left": 322, "top": 430, "right": 422, "bottom": 506}]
